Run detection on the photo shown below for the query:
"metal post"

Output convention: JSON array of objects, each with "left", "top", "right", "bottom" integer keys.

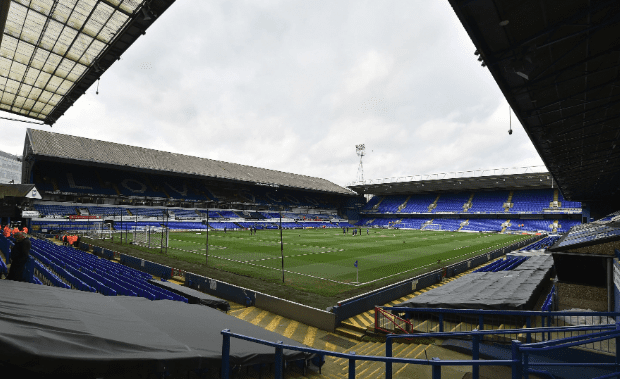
[
  {"left": 511, "top": 340, "right": 522, "bottom": 379},
  {"left": 120, "top": 210, "right": 123, "bottom": 245},
  {"left": 280, "top": 209, "right": 284, "bottom": 284},
  {"left": 608, "top": 258, "right": 613, "bottom": 312},
  {"left": 438, "top": 313, "right": 444, "bottom": 333},
  {"left": 431, "top": 357, "right": 441, "bottom": 379},
  {"left": 479, "top": 315, "right": 484, "bottom": 342},
  {"left": 616, "top": 322, "right": 620, "bottom": 378},
  {"left": 221, "top": 329, "right": 230, "bottom": 379},
  {"left": 386, "top": 337, "right": 393, "bottom": 379},
  {"left": 206, "top": 208, "right": 209, "bottom": 265},
  {"left": 526, "top": 316, "right": 531, "bottom": 344},
  {"left": 472, "top": 334, "right": 480, "bottom": 379},
  {"left": 348, "top": 352, "right": 356, "bottom": 379},
  {"left": 275, "top": 341, "right": 284, "bottom": 379}
]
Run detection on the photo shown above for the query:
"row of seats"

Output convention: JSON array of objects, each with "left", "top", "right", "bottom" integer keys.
[
  {"left": 357, "top": 217, "right": 581, "bottom": 233},
  {"left": 28, "top": 238, "right": 188, "bottom": 302},
  {"left": 33, "top": 204, "right": 339, "bottom": 223},
  {"left": 474, "top": 256, "right": 529, "bottom": 272},
  {"left": 364, "top": 189, "right": 581, "bottom": 214},
  {"left": 521, "top": 236, "right": 561, "bottom": 250}
]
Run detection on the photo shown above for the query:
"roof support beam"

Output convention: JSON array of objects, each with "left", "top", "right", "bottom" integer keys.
[
  {"left": 542, "top": 97, "right": 620, "bottom": 127},
  {"left": 488, "top": 0, "right": 617, "bottom": 64},
  {"left": 520, "top": 45, "right": 620, "bottom": 93},
  {"left": 528, "top": 78, "right": 620, "bottom": 115},
  {"left": 99, "top": 0, "right": 134, "bottom": 18}
]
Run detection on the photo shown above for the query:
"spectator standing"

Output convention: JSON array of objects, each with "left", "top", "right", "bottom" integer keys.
[{"left": 7, "top": 232, "right": 31, "bottom": 282}]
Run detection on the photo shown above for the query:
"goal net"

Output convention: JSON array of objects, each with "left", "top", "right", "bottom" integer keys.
[
  {"left": 133, "top": 226, "right": 169, "bottom": 249},
  {"left": 86, "top": 223, "right": 113, "bottom": 240}
]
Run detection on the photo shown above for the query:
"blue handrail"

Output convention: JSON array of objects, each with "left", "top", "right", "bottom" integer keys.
[
  {"left": 383, "top": 306, "right": 620, "bottom": 318},
  {"left": 221, "top": 321, "right": 620, "bottom": 379},
  {"left": 220, "top": 329, "right": 516, "bottom": 379}
]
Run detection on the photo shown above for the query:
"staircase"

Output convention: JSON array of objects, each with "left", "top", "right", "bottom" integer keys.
[
  {"left": 330, "top": 341, "right": 431, "bottom": 379},
  {"left": 503, "top": 191, "right": 514, "bottom": 212},
  {"left": 421, "top": 219, "right": 434, "bottom": 230},
  {"left": 457, "top": 220, "right": 469, "bottom": 231},
  {"left": 462, "top": 192, "right": 474, "bottom": 212},
  {"left": 371, "top": 197, "right": 384, "bottom": 211},
  {"left": 336, "top": 321, "right": 368, "bottom": 341},
  {"left": 550, "top": 189, "right": 561, "bottom": 208},
  {"left": 397, "top": 196, "right": 411, "bottom": 212},
  {"left": 427, "top": 195, "right": 440, "bottom": 212},
  {"left": 552, "top": 220, "right": 559, "bottom": 233},
  {"left": 501, "top": 220, "right": 510, "bottom": 233}
]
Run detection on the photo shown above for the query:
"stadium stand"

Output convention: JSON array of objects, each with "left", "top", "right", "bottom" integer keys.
[
  {"left": 433, "top": 192, "right": 470, "bottom": 213},
  {"left": 376, "top": 195, "right": 408, "bottom": 213},
  {"left": 397, "top": 193, "right": 437, "bottom": 213},
  {"left": 509, "top": 189, "right": 554, "bottom": 214},
  {"left": 27, "top": 238, "right": 188, "bottom": 302},
  {"left": 467, "top": 190, "right": 509, "bottom": 213}
]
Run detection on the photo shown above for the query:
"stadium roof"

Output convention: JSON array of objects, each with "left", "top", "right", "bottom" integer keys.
[
  {"left": 348, "top": 166, "right": 554, "bottom": 196},
  {"left": 0, "top": 0, "right": 175, "bottom": 125},
  {"left": 24, "top": 128, "right": 356, "bottom": 195},
  {"left": 448, "top": 0, "right": 620, "bottom": 202},
  {"left": 0, "top": 183, "right": 40, "bottom": 199}
]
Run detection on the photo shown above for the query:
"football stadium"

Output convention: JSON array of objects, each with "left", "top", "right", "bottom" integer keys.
[{"left": 1, "top": 1, "right": 620, "bottom": 379}]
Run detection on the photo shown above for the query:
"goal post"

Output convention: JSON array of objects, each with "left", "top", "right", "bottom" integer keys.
[
  {"left": 87, "top": 222, "right": 112, "bottom": 240},
  {"left": 133, "top": 226, "right": 169, "bottom": 249}
]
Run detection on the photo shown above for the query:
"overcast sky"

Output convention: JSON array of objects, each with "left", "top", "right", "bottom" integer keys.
[{"left": 0, "top": 0, "right": 545, "bottom": 187}]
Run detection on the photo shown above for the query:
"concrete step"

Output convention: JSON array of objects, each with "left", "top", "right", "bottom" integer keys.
[
  {"left": 332, "top": 342, "right": 380, "bottom": 364},
  {"left": 341, "top": 343, "right": 413, "bottom": 377},
  {"left": 340, "top": 320, "right": 367, "bottom": 334},
  {"left": 335, "top": 326, "right": 365, "bottom": 341}
]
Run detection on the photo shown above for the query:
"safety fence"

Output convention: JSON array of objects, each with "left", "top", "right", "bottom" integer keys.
[
  {"left": 375, "top": 306, "right": 619, "bottom": 355},
  {"left": 220, "top": 322, "right": 620, "bottom": 379}
]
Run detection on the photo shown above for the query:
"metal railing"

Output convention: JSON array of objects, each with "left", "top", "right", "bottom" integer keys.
[
  {"left": 376, "top": 307, "right": 619, "bottom": 354},
  {"left": 221, "top": 323, "right": 620, "bottom": 379}
]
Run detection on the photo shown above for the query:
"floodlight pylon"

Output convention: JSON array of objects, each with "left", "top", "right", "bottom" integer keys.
[{"left": 356, "top": 144, "right": 365, "bottom": 184}]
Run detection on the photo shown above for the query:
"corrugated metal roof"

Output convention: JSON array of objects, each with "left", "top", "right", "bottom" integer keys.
[
  {"left": 27, "top": 128, "right": 355, "bottom": 195},
  {"left": 0, "top": 183, "right": 36, "bottom": 198}
]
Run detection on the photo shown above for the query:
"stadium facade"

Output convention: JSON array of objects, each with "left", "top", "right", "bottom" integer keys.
[
  {"left": 14, "top": 128, "right": 364, "bottom": 233},
  {"left": 0, "top": 150, "right": 20, "bottom": 184}
]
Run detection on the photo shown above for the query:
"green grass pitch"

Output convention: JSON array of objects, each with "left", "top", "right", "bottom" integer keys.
[{"left": 126, "top": 228, "right": 530, "bottom": 296}]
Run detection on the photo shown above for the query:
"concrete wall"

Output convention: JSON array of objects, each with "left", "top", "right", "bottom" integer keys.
[{"left": 255, "top": 293, "right": 336, "bottom": 332}]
